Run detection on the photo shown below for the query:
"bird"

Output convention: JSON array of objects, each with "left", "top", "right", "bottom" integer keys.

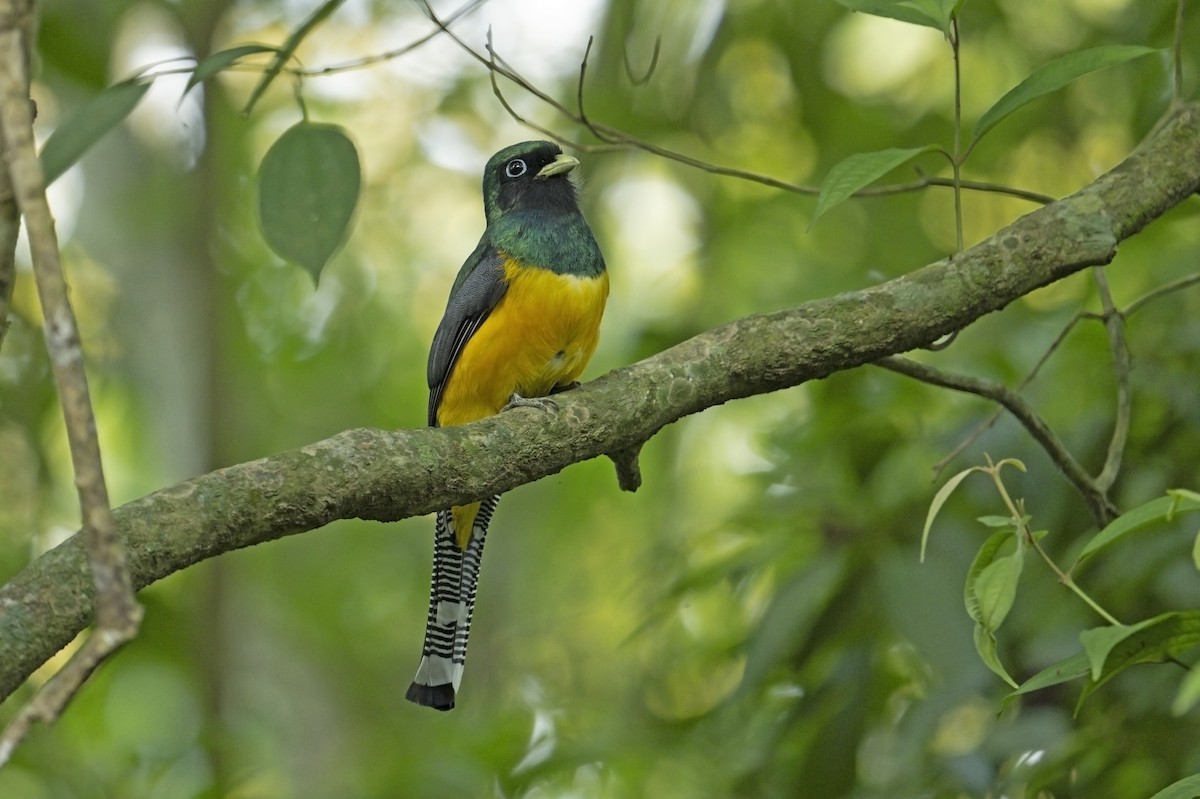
[{"left": 406, "top": 140, "right": 609, "bottom": 710}]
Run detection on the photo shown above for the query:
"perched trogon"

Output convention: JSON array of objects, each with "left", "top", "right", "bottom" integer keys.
[{"left": 406, "top": 141, "right": 609, "bottom": 710}]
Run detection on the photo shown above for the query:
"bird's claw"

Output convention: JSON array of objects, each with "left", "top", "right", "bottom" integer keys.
[{"left": 503, "top": 392, "right": 559, "bottom": 413}]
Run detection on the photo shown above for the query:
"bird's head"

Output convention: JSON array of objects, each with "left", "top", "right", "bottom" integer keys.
[{"left": 482, "top": 140, "right": 581, "bottom": 225}]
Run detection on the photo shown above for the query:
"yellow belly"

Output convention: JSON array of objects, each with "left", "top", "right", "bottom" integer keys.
[
  {"left": 437, "top": 258, "right": 608, "bottom": 546},
  {"left": 436, "top": 258, "right": 609, "bottom": 428}
]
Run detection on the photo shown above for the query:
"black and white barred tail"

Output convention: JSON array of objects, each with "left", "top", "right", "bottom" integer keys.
[{"left": 405, "top": 496, "right": 499, "bottom": 710}]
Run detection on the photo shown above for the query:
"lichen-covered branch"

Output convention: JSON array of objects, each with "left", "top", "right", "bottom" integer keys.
[{"left": 0, "top": 101, "right": 1198, "bottom": 705}]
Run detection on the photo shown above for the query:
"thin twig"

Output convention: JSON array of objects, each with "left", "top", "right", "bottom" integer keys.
[
  {"left": 0, "top": 8, "right": 15, "bottom": 351},
  {"left": 623, "top": 35, "right": 660, "bottom": 86},
  {"left": 576, "top": 36, "right": 614, "bottom": 144},
  {"left": 932, "top": 312, "right": 1087, "bottom": 478},
  {"left": 1124, "top": 272, "right": 1200, "bottom": 318},
  {"left": 122, "top": 12, "right": 490, "bottom": 89},
  {"left": 1091, "top": 267, "right": 1131, "bottom": 492},
  {"left": 484, "top": 28, "right": 563, "bottom": 143},
  {"left": 424, "top": 0, "right": 1054, "bottom": 206},
  {"left": 896, "top": 175, "right": 1053, "bottom": 204},
  {"left": 932, "top": 406, "right": 997, "bottom": 477},
  {"left": 878, "top": 355, "right": 1118, "bottom": 526},
  {"left": 985, "top": 460, "right": 1123, "bottom": 626},
  {"left": 242, "top": 0, "right": 348, "bottom": 115},
  {"left": 949, "top": 15, "right": 965, "bottom": 254},
  {"left": 0, "top": 138, "right": 13, "bottom": 350},
  {"left": 1174, "top": 0, "right": 1186, "bottom": 104},
  {"left": 0, "top": 2, "right": 142, "bottom": 766},
  {"left": 933, "top": 268, "right": 1200, "bottom": 480},
  {"left": 291, "top": 0, "right": 490, "bottom": 77}
]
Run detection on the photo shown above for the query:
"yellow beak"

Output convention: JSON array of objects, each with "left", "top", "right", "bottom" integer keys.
[{"left": 536, "top": 153, "right": 579, "bottom": 179}]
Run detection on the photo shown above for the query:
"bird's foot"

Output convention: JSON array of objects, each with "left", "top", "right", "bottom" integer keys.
[{"left": 503, "top": 392, "right": 558, "bottom": 413}]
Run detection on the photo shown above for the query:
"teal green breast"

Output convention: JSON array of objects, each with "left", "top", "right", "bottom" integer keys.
[{"left": 490, "top": 209, "right": 605, "bottom": 279}]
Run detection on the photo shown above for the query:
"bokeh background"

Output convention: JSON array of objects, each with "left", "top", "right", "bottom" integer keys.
[{"left": 2, "top": 0, "right": 1200, "bottom": 796}]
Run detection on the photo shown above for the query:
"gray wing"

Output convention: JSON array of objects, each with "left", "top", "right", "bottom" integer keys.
[{"left": 427, "top": 245, "right": 508, "bottom": 427}]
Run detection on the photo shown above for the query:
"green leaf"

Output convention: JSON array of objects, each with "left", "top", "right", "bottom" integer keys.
[
  {"left": 1080, "top": 621, "right": 1154, "bottom": 681},
  {"left": 258, "top": 121, "right": 361, "bottom": 281},
  {"left": 972, "top": 45, "right": 1161, "bottom": 144},
  {"left": 244, "top": 0, "right": 348, "bottom": 115},
  {"left": 974, "top": 622, "right": 1018, "bottom": 688},
  {"left": 921, "top": 465, "right": 982, "bottom": 562},
  {"left": 1075, "top": 492, "right": 1200, "bottom": 566},
  {"left": 738, "top": 554, "right": 850, "bottom": 696},
  {"left": 39, "top": 78, "right": 151, "bottom": 186},
  {"left": 1079, "top": 612, "right": 1200, "bottom": 686},
  {"left": 1169, "top": 488, "right": 1200, "bottom": 518},
  {"left": 1172, "top": 665, "right": 1200, "bottom": 716},
  {"left": 1004, "top": 650, "right": 1091, "bottom": 710},
  {"left": 1148, "top": 772, "right": 1200, "bottom": 799},
  {"left": 964, "top": 530, "right": 1010, "bottom": 623},
  {"left": 972, "top": 549, "right": 1023, "bottom": 631},
  {"left": 1192, "top": 531, "right": 1200, "bottom": 573},
  {"left": 965, "top": 531, "right": 1021, "bottom": 689},
  {"left": 812, "top": 145, "right": 938, "bottom": 228},
  {"left": 976, "top": 515, "right": 1014, "bottom": 528},
  {"left": 835, "top": 0, "right": 960, "bottom": 33},
  {"left": 185, "top": 44, "right": 278, "bottom": 98}
]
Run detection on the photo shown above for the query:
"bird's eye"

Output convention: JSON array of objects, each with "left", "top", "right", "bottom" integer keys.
[{"left": 504, "top": 159, "right": 528, "bottom": 178}]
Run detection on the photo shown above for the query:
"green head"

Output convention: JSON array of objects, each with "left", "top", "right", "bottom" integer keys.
[{"left": 481, "top": 140, "right": 581, "bottom": 226}]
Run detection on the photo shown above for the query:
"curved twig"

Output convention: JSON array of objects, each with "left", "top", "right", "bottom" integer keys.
[
  {"left": 1091, "top": 267, "right": 1131, "bottom": 492},
  {"left": 877, "top": 356, "right": 1119, "bottom": 526},
  {"left": 576, "top": 35, "right": 616, "bottom": 145},
  {"left": 931, "top": 268, "right": 1199, "bottom": 483},
  {"left": 422, "top": 0, "right": 1055, "bottom": 207},
  {"left": 1124, "top": 272, "right": 1200, "bottom": 318},
  {"left": 293, "top": 0, "right": 490, "bottom": 77},
  {"left": 623, "top": 35, "right": 661, "bottom": 86}
]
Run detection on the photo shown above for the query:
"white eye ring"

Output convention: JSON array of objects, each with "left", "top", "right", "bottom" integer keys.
[{"left": 505, "top": 159, "right": 527, "bottom": 178}]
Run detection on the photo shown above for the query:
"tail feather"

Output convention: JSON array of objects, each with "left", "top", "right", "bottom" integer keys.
[{"left": 406, "top": 496, "right": 499, "bottom": 710}]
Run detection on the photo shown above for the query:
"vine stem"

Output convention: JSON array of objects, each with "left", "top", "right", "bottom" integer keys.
[
  {"left": 1174, "top": 0, "right": 1186, "bottom": 103},
  {"left": 986, "top": 458, "right": 1123, "bottom": 627}
]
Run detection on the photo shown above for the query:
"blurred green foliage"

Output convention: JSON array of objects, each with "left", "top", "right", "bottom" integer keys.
[{"left": 2, "top": 0, "right": 1200, "bottom": 797}]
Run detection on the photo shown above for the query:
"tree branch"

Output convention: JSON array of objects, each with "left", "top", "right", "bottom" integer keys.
[
  {"left": 289, "top": 0, "right": 489, "bottom": 77},
  {"left": 430, "top": 2, "right": 1056, "bottom": 206},
  {"left": 1091, "top": 267, "right": 1132, "bottom": 492},
  {"left": 0, "top": 5, "right": 17, "bottom": 352},
  {"left": 1, "top": 101, "right": 1198, "bottom": 706},
  {"left": 0, "top": 0, "right": 141, "bottom": 763}
]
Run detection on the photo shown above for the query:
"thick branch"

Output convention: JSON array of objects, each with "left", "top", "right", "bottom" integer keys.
[{"left": 1, "top": 102, "right": 1198, "bottom": 704}]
